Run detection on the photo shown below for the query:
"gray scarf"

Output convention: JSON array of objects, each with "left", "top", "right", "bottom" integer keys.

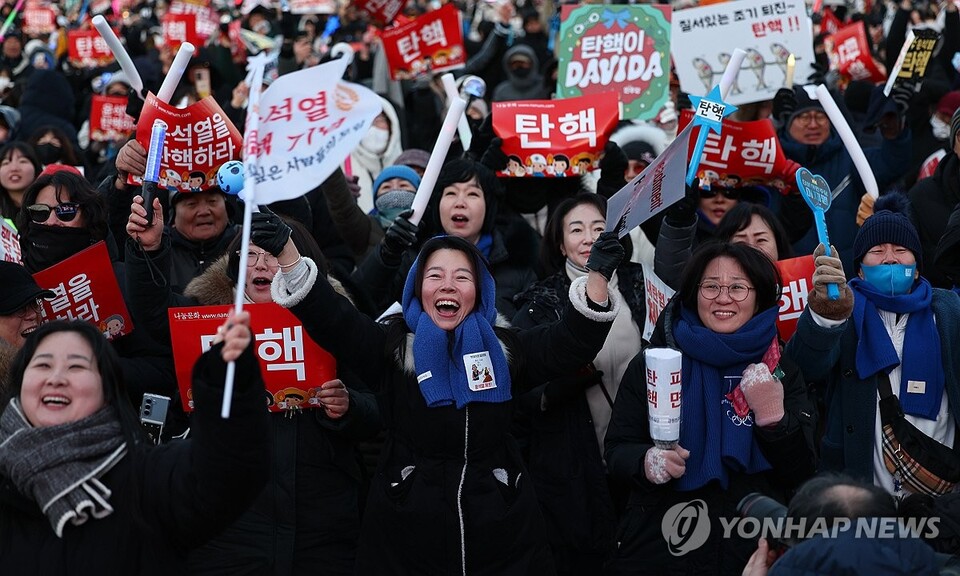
[{"left": 0, "top": 399, "right": 127, "bottom": 537}]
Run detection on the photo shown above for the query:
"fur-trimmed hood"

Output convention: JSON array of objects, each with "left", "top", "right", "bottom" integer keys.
[{"left": 184, "top": 254, "right": 354, "bottom": 306}]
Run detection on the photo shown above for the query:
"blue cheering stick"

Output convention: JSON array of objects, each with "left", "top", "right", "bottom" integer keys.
[
  {"left": 685, "top": 85, "right": 737, "bottom": 187},
  {"left": 141, "top": 120, "right": 167, "bottom": 226},
  {"left": 795, "top": 167, "right": 840, "bottom": 301}
]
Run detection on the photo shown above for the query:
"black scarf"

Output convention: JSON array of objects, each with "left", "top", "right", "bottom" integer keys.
[
  {"left": 22, "top": 223, "right": 97, "bottom": 272},
  {"left": 0, "top": 399, "right": 126, "bottom": 537}
]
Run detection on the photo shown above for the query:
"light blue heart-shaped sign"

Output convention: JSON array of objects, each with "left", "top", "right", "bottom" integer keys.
[{"left": 796, "top": 168, "right": 831, "bottom": 213}]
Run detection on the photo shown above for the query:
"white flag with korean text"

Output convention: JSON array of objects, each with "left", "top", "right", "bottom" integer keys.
[{"left": 245, "top": 57, "right": 382, "bottom": 204}]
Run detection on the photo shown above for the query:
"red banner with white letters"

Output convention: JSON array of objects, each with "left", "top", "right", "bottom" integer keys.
[
  {"left": 22, "top": 6, "right": 56, "bottom": 36},
  {"left": 67, "top": 30, "right": 115, "bottom": 68},
  {"left": 381, "top": 4, "right": 465, "bottom": 80},
  {"left": 492, "top": 92, "right": 620, "bottom": 178},
  {"left": 354, "top": 0, "right": 403, "bottom": 26},
  {"left": 775, "top": 255, "right": 814, "bottom": 341},
  {"left": 168, "top": 303, "right": 337, "bottom": 413},
  {"left": 32, "top": 242, "right": 135, "bottom": 341},
  {"left": 90, "top": 95, "right": 136, "bottom": 142},
  {"left": 825, "top": 21, "right": 886, "bottom": 84},
  {"left": 679, "top": 109, "right": 796, "bottom": 192},
  {"left": 129, "top": 93, "right": 242, "bottom": 192},
  {"left": 163, "top": 12, "right": 202, "bottom": 51},
  {"left": 0, "top": 220, "right": 20, "bottom": 263}
]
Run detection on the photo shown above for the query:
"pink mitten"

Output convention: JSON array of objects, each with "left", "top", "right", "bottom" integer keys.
[
  {"left": 739, "top": 363, "right": 785, "bottom": 427},
  {"left": 643, "top": 445, "right": 690, "bottom": 484}
]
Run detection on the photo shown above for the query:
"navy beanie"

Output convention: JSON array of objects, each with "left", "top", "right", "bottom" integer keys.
[
  {"left": 787, "top": 86, "right": 825, "bottom": 127},
  {"left": 852, "top": 194, "right": 922, "bottom": 272}
]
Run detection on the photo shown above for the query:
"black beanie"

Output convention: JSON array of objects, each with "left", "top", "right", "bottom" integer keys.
[
  {"left": 852, "top": 193, "right": 922, "bottom": 273},
  {"left": 787, "top": 86, "right": 826, "bottom": 127}
]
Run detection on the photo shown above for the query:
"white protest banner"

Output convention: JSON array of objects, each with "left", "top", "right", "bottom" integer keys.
[
  {"left": 606, "top": 123, "right": 693, "bottom": 238},
  {"left": 245, "top": 56, "right": 382, "bottom": 203},
  {"left": 289, "top": 0, "right": 336, "bottom": 13},
  {"left": 641, "top": 262, "right": 675, "bottom": 341},
  {"left": 671, "top": 0, "right": 814, "bottom": 106}
]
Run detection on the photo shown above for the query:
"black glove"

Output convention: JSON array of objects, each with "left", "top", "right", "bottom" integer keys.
[
  {"left": 665, "top": 181, "right": 701, "bottom": 227},
  {"left": 889, "top": 80, "right": 915, "bottom": 115},
  {"left": 597, "top": 141, "right": 628, "bottom": 199},
  {"left": 585, "top": 231, "right": 624, "bottom": 281},
  {"left": 250, "top": 205, "right": 292, "bottom": 257},
  {"left": 479, "top": 136, "right": 508, "bottom": 173},
  {"left": 125, "top": 86, "right": 146, "bottom": 120},
  {"left": 677, "top": 91, "right": 692, "bottom": 112},
  {"left": 380, "top": 209, "right": 418, "bottom": 266},
  {"left": 772, "top": 87, "right": 797, "bottom": 125},
  {"left": 542, "top": 366, "right": 604, "bottom": 410},
  {"left": 806, "top": 61, "right": 828, "bottom": 86}
]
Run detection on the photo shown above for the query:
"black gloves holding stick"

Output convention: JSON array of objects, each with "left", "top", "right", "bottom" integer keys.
[
  {"left": 250, "top": 206, "right": 293, "bottom": 257},
  {"left": 380, "top": 209, "right": 419, "bottom": 267},
  {"left": 585, "top": 231, "right": 624, "bottom": 281}
]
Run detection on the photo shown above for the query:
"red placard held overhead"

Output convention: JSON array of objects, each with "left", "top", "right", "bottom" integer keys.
[
  {"left": 130, "top": 94, "right": 242, "bottom": 190},
  {"left": 22, "top": 6, "right": 56, "bottom": 36},
  {"left": 826, "top": 21, "right": 886, "bottom": 85},
  {"left": 67, "top": 30, "right": 115, "bottom": 68},
  {"left": 381, "top": 4, "right": 465, "bottom": 80},
  {"left": 163, "top": 12, "right": 202, "bottom": 51},
  {"left": 492, "top": 92, "right": 620, "bottom": 178},
  {"left": 354, "top": 0, "right": 403, "bottom": 26},
  {"left": 90, "top": 95, "right": 137, "bottom": 142},
  {"left": 168, "top": 303, "right": 337, "bottom": 413},
  {"left": 32, "top": 242, "right": 135, "bottom": 341}
]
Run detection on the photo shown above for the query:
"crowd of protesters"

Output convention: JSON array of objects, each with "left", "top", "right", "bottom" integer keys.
[{"left": 0, "top": 0, "right": 959, "bottom": 574}]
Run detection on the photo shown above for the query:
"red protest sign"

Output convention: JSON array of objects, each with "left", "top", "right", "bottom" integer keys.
[
  {"left": 163, "top": 12, "right": 202, "bottom": 50},
  {"left": 0, "top": 220, "right": 20, "bottom": 263},
  {"left": 22, "top": 6, "right": 56, "bottom": 36},
  {"left": 67, "top": 30, "right": 115, "bottom": 68},
  {"left": 492, "top": 92, "right": 620, "bottom": 178},
  {"left": 381, "top": 4, "right": 465, "bottom": 80},
  {"left": 679, "top": 109, "right": 797, "bottom": 193},
  {"left": 826, "top": 22, "right": 886, "bottom": 84},
  {"left": 90, "top": 95, "right": 136, "bottom": 142},
  {"left": 169, "top": 0, "right": 218, "bottom": 43},
  {"left": 168, "top": 303, "right": 337, "bottom": 413},
  {"left": 775, "top": 255, "right": 814, "bottom": 341},
  {"left": 131, "top": 93, "right": 242, "bottom": 191},
  {"left": 820, "top": 7, "right": 842, "bottom": 36},
  {"left": 354, "top": 0, "right": 403, "bottom": 26},
  {"left": 32, "top": 242, "right": 135, "bottom": 341}
]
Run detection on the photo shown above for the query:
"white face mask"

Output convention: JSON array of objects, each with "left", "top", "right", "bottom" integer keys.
[
  {"left": 930, "top": 115, "right": 951, "bottom": 140},
  {"left": 361, "top": 126, "right": 390, "bottom": 154}
]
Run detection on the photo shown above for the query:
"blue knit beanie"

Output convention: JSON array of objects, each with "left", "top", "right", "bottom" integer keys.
[
  {"left": 853, "top": 193, "right": 922, "bottom": 273},
  {"left": 372, "top": 165, "right": 421, "bottom": 203}
]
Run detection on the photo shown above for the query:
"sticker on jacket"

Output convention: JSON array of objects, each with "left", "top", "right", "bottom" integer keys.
[{"left": 464, "top": 351, "right": 496, "bottom": 392}]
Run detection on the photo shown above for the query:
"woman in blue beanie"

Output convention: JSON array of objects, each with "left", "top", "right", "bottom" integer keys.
[
  {"left": 785, "top": 193, "right": 960, "bottom": 497},
  {"left": 268, "top": 230, "right": 624, "bottom": 575}
]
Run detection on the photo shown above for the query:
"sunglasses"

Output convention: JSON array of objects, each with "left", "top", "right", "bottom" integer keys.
[
  {"left": 26, "top": 202, "right": 80, "bottom": 223},
  {"left": 699, "top": 188, "right": 741, "bottom": 200}
]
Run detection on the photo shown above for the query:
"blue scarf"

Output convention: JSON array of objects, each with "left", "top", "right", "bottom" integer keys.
[
  {"left": 401, "top": 248, "right": 511, "bottom": 408},
  {"left": 671, "top": 305, "right": 777, "bottom": 491},
  {"left": 475, "top": 233, "right": 493, "bottom": 259},
  {"left": 849, "top": 277, "right": 944, "bottom": 420}
]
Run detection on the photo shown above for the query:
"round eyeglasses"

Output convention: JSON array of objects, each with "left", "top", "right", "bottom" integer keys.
[{"left": 698, "top": 282, "right": 754, "bottom": 302}]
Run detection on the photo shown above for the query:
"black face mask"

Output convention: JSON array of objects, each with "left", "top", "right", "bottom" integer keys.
[
  {"left": 35, "top": 142, "right": 62, "bottom": 165},
  {"left": 512, "top": 66, "right": 532, "bottom": 79},
  {"left": 23, "top": 223, "right": 96, "bottom": 272}
]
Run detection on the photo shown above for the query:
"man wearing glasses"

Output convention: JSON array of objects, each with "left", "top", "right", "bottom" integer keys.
[
  {"left": 775, "top": 84, "right": 911, "bottom": 275},
  {"left": 0, "top": 261, "right": 53, "bottom": 388}
]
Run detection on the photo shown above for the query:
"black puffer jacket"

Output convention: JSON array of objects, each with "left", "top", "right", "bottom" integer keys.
[
  {"left": 909, "top": 151, "right": 960, "bottom": 288},
  {"left": 509, "top": 263, "right": 646, "bottom": 575}
]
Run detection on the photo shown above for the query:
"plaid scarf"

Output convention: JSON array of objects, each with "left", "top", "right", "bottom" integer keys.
[{"left": 0, "top": 399, "right": 127, "bottom": 537}]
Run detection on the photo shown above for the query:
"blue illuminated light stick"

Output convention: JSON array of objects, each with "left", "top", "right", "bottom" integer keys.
[
  {"left": 795, "top": 167, "right": 840, "bottom": 300},
  {"left": 684, "top": 49, "right": 745, "bottom": 187},
  {"left": 141, "top": 119, "right": 167, "bottom": 225}
]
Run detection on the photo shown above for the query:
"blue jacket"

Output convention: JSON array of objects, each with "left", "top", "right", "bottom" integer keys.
[
  {"left": 778, "top": 127, "right": 911, "bottom": 274},
  {"left": 769, "top": 531, "right": 940, "bottom": 576},
  {"left": 784, "top": 288, "right": 960, "bottom": 480}
]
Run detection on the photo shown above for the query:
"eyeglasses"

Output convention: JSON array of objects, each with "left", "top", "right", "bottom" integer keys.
[
  {"left": 25, "top": 202, "right": 80, "bottom": 223},
  {"left": 793, "top": 111, "right": 829, "bottom": 127},
  {"left": 238, "top": 250, "right": 278, "bottom": 267},
  {"left": 14, "top": 299, "right": 42, "bottom": 318},
  {"left": 699, "top": 188, "right": 741, "bottom": 200},
  {"left": 698, "top": 282, "right": 754, "bottom": 302}
]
